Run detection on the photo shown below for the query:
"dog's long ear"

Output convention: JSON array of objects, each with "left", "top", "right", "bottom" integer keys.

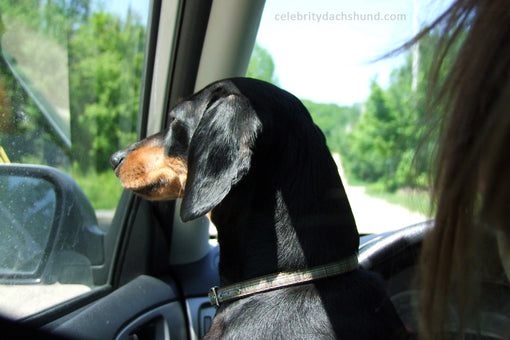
[{"left": 180, "top": 94, "right": 261, "bottom": 222}]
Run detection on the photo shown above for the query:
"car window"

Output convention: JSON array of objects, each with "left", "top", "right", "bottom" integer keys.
[
  {"left": 248, "top": 0, "right": 452, "bottom": 234},
  {"left": 0, "top": 0, "right": 149, "bottom": 318}
]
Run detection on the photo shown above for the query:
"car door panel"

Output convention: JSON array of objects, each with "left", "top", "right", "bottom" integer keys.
[{"left": 50, "top": 275, "right": 186, "bottom": 340}]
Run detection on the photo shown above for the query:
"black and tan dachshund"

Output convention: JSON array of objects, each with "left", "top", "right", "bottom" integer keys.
[{"left": 110, "top": 78, "right": 409, "bottom": 339}]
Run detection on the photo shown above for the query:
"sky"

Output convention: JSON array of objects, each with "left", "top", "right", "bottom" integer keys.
[
  {"left": 105, "top": 0, "right": 451, "bottom": 106},
  {"left": 254, "top": 0, "right": 450, "bottom": 105}
]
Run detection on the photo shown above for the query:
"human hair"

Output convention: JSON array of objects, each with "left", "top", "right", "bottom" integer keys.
[{"left": 404, "top": 0, "right": 510, "bottom": 339}]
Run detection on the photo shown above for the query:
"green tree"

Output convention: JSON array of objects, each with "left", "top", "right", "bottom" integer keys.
[
  {"left": 342, "top": 29, "right": 462, "bottom": 191},
  {"left": 1, "top": 1, "right": 145, "bottom": 173},
  {"left": 0, "top": 0, "right": 89, "bottom": 44},
  {"left": 344, "top": 80, "right": 399, "bottom": 186},
  {"left": 246, "top": 43, "right": 279, "bottom": 84},
  {"left": 302, "top": 100, "right": 360, "bottom": 154},
  {"left": 69, "top": 9, "right": 145, "bottom": 172},
  {"left": 247, "top": 43, "right": 362, "bottom": 157},
  {"left": 0, "top": 0, "right": 91, "bottom": 166}
]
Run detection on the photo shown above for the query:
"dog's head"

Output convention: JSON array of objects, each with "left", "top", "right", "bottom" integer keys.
[{"left": 111, "top": 80, "right": 261, "bottom": 222}]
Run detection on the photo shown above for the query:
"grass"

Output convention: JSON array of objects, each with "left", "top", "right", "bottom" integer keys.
[
  {"left": 364, "top": 186, "right": 433, "bottom": 217},
  {"left": 18, "top": 157, "right": 125, "bottom": 210},
  {"left": 70, "top": 167, "right": 433, "bottom": 215},
  {"left": 72, "top": 170, "right": 124, "bottom": 210}
]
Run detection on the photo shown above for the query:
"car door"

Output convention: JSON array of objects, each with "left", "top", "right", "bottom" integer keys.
[{"left": 0, "top": 1, "right": 264, "bottom": 338}]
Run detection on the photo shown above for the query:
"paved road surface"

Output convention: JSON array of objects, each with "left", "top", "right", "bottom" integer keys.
[
  {"left": 343, "top": 185, "right": 427, "bottom": 234},
  {"left": 333, "top": 154, "right": 427, "bottom": 235},
  {"left": 98, "top": 155, "right": 429, "bottom": 236}
]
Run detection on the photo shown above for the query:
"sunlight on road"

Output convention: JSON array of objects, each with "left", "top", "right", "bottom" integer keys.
[{"left": 333, "top": 154, "right": 427, "bottom": 235}]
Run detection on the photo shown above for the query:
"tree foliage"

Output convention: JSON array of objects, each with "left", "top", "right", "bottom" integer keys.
[
  {"left": 246, "top": 43, "right": 279, "bottom": 85},
  {"left": 247, "top": 43, "right": 361, "bottom": 155},
  {"left": 343, "top": 31, "right": 458, "bottom": 191},
  {"left": 247, "top": 33, "right": 456, "bottom": 193},
  {"left": 69, "top": 9, "right": 145, "bottom": 171},
  {"left": 1, "top": 1, "right": 459, "bottom": 201},
  {"left": 0, "top": 0, "right": 91, "bottom": 166},
  {"left": 0, "top": 0, "right": 145, "bottom": 173},
  {"left": 301, "top": 100, "right": 360, "bottom": 155}
]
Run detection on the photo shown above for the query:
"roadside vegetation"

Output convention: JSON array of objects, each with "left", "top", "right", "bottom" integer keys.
[{"left": 1, "top": 1, "right": 456, "bottom": 212}]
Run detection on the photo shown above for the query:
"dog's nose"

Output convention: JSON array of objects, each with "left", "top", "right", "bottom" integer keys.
[{"left": 110, "top": 151, "right": 126, "bottom": 170}]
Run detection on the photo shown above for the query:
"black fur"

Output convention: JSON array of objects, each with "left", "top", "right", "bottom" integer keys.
[{"left": 112, "top": 78, "right": 409, "bottom": 339}]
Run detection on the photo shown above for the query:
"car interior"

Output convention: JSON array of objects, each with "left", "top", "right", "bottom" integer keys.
[{"left": 0, "top": 1, "right": 509, "bottom": 339}]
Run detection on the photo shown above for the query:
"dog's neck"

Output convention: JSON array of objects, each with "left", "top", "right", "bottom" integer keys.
[{"left": 210, "top": 151, "right": 359, "bottom": 286}]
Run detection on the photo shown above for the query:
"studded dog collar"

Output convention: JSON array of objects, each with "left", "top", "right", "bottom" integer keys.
[{"left": 208, "top": 254, "right": 359, "bottom": 307}]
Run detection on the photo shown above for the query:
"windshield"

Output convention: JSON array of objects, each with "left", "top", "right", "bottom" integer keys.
[{"left": 247, "top": 0, "right": 453, "bottom": 234}]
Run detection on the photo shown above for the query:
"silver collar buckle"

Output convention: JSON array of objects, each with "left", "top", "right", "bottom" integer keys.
[{"left": 208, "top": 286, "right": 220, "bottom": 307}]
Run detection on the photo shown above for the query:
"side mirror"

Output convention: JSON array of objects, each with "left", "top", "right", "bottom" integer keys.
[{"left": 0, "top": 164, "right": 105, "bottom": 286}]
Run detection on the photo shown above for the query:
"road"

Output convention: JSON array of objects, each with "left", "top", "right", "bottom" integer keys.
[
  {"left": 333, "top": 154, "right": 427, "bottom": 235},
  {"left": 98, "top": 154, "right": 428, "bottom": 236},
  {"left": 343, "top": 185, "right": 427, "bottom": 234}
]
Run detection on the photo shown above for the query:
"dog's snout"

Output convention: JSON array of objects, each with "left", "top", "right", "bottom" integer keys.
[{"left": 110, "top": 150, "right": 126, "bottom": 170}]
